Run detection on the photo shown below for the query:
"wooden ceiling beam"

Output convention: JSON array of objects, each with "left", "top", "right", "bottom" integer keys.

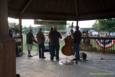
[{"left": 20, "top": 0, "right": 32, "bottom": 16}]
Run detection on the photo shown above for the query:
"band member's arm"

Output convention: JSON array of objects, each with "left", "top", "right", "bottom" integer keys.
[
  {"left": 32, "top": 34, "right": 37, "bottom": 43},
  {"left": 59, "top": 32, "right": 62, "bottom": 39},
  {"left": 48, "top": 33, "right": 50, "bottom": 40},
  {"left": 78, "top": 31, "right": 82, "bottom": 43},
  {"left": 42, "top": 33, "right": 45, "bottom": 42},
  {"left": 26, "top": 34, "right": 29, "bottom": 44}
]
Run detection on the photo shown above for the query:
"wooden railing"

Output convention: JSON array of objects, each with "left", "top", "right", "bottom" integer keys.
[{"left": 81, "top": 36, "right": 115, "bottom": 53}]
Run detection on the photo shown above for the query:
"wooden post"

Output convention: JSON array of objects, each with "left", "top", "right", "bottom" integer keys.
[
  {"left": 19, "top": 17, "right": 23, "bottom": 53},
  {"left": 0, "top": 0, "right": 16, "bottom": 77},
  {"left": 76, "top": 21, "right": 78, "bottom": 26},
  {"left": 0, "top": 0, "right": 8, "bottom": 36}
]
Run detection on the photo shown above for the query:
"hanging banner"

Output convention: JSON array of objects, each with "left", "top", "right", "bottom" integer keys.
[{"left": 96, "top": 39, "right": 113, "bottom": 48}]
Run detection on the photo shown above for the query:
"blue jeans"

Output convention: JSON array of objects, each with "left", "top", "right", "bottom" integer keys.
[
  {"left": 74, "top": 43, "right": 80, "bottom": 61},
  {"left": 49, "top": 43, "right": 60, "bottom": 60},
  {"left": 38, "top": 43, "right": 45, "bottom": 58}
]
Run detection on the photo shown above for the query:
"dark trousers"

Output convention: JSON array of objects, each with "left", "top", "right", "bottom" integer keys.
[
  {"left": 38, "top": 43, "right": 45, "bottom": 58},
  {"left": 74, "top": 43, "right": 80, "bottom": 61},
  {"left": 49, "top": 43, "right": 60, "bottom": 60}
]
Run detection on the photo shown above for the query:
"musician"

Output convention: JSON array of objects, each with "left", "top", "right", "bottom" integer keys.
[
  {"left": 83, "top": 31, "right": 91, "bottom": 50},
  {"left": 36, "top": 28, "right": 45, "bottom": 59},
  {"left": 48, "top": 27, "right": 62, "bottom": 61},
  {"left": 26, "top": 28, "right": 36, "bottom": 57},
  {"left": 73, "top": 26, "right": 82, "bottom": 63},
  {"left": 70, "top": 22, "right": 74, "bottom": 37},
  {"left": 48, "top": 27, "right": 54, "bottom": 60}
]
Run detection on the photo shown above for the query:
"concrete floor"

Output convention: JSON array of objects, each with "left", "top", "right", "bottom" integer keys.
[{"left": 16, "top": 51, "right": 115, "bottom": 77}]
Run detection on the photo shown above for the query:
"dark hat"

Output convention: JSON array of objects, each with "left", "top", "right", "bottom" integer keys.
[{"left": 76, "top": 26, "right": 79, "bottom": 29}]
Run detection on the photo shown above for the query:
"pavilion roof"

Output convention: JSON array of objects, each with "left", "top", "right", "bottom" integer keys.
[{"left": 8, "top": 0, "right": 115, "bottom": 20}]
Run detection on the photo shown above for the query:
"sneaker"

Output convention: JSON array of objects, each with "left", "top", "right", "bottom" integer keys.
[
  {"left": 50, "top": 57, "right": 54, "bottom": 61},
  {"left": 28, "top": 55, "right": 33, "bottom": 57},
  {"left": 72, "top": 58, "right": 76, "bottom": 61},
  {"left": 56, "top": 58, "right": 59, "bottom": 61},
  {"left": 78, "top": 59, "right": 82, "bottom": 62},
  {"left": 42, "top": 56, "right": 46, "bottom": 59},
  {"left": 16, "top": 74, "right": 20, "bottom": 77},
  {"left": 75, "top": 61, "right": 78, "bottom": 64},
  {"left": 50, "top": 59, "right": 54, "bottom": 61}
]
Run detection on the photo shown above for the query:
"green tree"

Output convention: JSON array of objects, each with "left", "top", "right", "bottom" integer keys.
[
  {"left": 93, "top": 18, "right": 115, "bottom": 32},
  {"left": 22, "top": 27, "right": 29, "bottom": 34}
]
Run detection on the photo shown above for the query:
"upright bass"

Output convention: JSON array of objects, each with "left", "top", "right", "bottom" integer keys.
[
  {"left": 61, "top": 29, "right": 74, "bottom": 56},
  {"left": 62, "top": 22, "right": 74, "bottom": 56}
]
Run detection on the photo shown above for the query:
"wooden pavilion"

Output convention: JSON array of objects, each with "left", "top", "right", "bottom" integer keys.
[{"left": 1, "top": 0, "right": 115, "bottom": 77}]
